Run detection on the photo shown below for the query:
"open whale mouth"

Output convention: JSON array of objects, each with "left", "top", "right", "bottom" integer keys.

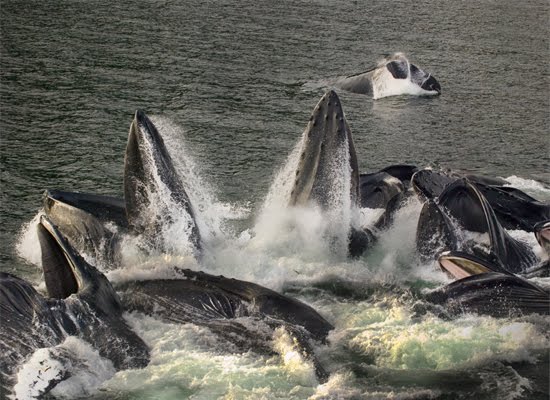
[
  {"left": 438, "top": 251, "right": 495, "bottom": 280},
  {"left": 38, "top": 215, "right": 83, "bottom": 299},
  {"left": 37, "top": 215, "right": 107, "bottom": 301},
  {"left": 534, "top": 220, "right": 550, "bottom": 251}
]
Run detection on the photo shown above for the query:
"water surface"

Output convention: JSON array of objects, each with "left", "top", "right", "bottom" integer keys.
[{"left": 1, "top": 0, "right": 549, "bottom": 399}]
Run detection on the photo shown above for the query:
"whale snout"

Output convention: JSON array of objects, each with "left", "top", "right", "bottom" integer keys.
[{"left": 421, "top": 75, "right": 441, "bottom": 94}]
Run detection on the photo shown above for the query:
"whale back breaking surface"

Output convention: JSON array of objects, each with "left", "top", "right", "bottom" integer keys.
[
  {"left": 289, "top": 90, "right": 359, "bottom": 208},
  {"left": 116, "top": 268, "right": 333, "bottom": 343},
  {"left": 425, "top": 272, "right": 550, "bottom": 317},
  {"left": 124, "top": 110, "right": 201, "bottom": 252}
]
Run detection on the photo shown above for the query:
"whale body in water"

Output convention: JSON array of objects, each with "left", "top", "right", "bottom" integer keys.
[
  {"left": 0, "top": 216, "right": 150, "bottom": 398},
  {"left": 333, "top": 53, "right": 441, "bottom": 99}
]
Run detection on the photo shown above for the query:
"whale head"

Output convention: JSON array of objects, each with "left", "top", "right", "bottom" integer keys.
[
  {"left": 37, "top": 215, "right": 122, "bottom": 316},
  {"left": 372, "top": 53, "right": 441, "bottom": 98},
  {"left": 124, "top": 110, "right": 202, "bottom": 254},
  {"left": 289, "top": 90, "right": 359, "bottom": 208}
]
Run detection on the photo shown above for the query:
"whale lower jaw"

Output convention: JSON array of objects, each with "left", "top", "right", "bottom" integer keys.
[{"left": 438, "top": 251, "right": 493, "bottom": 280}]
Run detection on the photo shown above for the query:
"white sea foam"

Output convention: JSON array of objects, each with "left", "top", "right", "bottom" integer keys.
[
  {"left": 15, "top": 212, "right": 43, "bottom": 267},
  {"left": 372, "top": 68, "right": 432, "bottom": 100},
  {"left": 152, "top": 116, "right": 245, "bottom": 241},
  {"left": 11, "top": 119, "right": 550, "bottom": 399},
  {"left": 100, "top": 313, "right": 320, "bottom": 399},
  {"left": 504, "top": 175, "right": 550, "bottom": 200},
  {"left": 13, "top": 337, "right": 115, "bottom": 400},
  {"left": 331, "top": 300, "right": 549, "bottom": 370}
]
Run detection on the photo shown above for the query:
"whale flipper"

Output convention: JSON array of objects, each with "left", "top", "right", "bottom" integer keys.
[{"left": 334, "top": 72, "right": 374, "bottom": 95}]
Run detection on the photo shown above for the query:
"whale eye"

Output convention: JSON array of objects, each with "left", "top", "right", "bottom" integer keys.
[{"left": 386, "top": 61, "right": 408, "bottom": 79}]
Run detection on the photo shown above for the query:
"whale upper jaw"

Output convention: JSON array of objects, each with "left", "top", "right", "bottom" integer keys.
[
  {"left": 37, "top": 215, "right": 123, "bottom": 315},
  {"left": 289, "top": 90, "right": 359, "bottom": 208},
  {"left": 124, "top": 110, "right": 202, "bottom": 254}
]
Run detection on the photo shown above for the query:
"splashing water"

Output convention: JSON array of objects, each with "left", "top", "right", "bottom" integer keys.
[
  {"left": 14, "top": 337, "right": 116, "bottom": 400},
  {"left": 152, "top": 117, "right": 248, "bottom": 242},
  {"left": 15, "top": 212, "right": 44, "bottom": 268},
  {"left": 504, "top": 176, "right": 550, "bottom": 200},
  {"left": 11, "top": 118, "right": 550, "bottom": 400}
]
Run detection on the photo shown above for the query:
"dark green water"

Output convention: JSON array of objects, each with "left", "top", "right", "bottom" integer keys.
[{"left": 1, "top": 1, "right": 549, "bottom": 399}]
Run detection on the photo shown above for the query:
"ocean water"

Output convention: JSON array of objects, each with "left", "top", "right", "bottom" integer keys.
[{"left": 1, "top": 0, "right": 549, "bottom": 399}]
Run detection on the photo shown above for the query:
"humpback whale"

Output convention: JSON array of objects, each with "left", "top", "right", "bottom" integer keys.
[
  {"left": 0, "top": 216, "right": 149, "bottom": 398},
  {"left": 412, "top": 169, "right": 550, "bottom": 232},
  {"left": 289, "top": 90, "right": 359, "bottom": 208},
  {"left": 358, "top": 165, "right": 418, "bottom": 230},
  {"left": 38, "top": 216, "right": 333, "bottom": 381},
  {"left": 534, "top": 220, "right": 550, "bottom": 255},
  {"left": 287, "top": 90, "right": 377, "bottom": 256},
  {"left": 333, "top": 53, "right": 441, "bottom": 99},
  {"left": 44, "top": 110, "right": 202, "bottom": 264},
  {"left": 125, "top": 110, "right": 201, "bottom": 253},
  {"left": 415, "top": 179, "right": 540, "bottom": 275},
  {"left": 425, "top": 252, "right": 550, "bottom": 317},
  {"left": 43, "top": 189, "right": 127, "bottom": 265},
  {"left": 116, "top": 272, "right": 332, "bottom": 380}
]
